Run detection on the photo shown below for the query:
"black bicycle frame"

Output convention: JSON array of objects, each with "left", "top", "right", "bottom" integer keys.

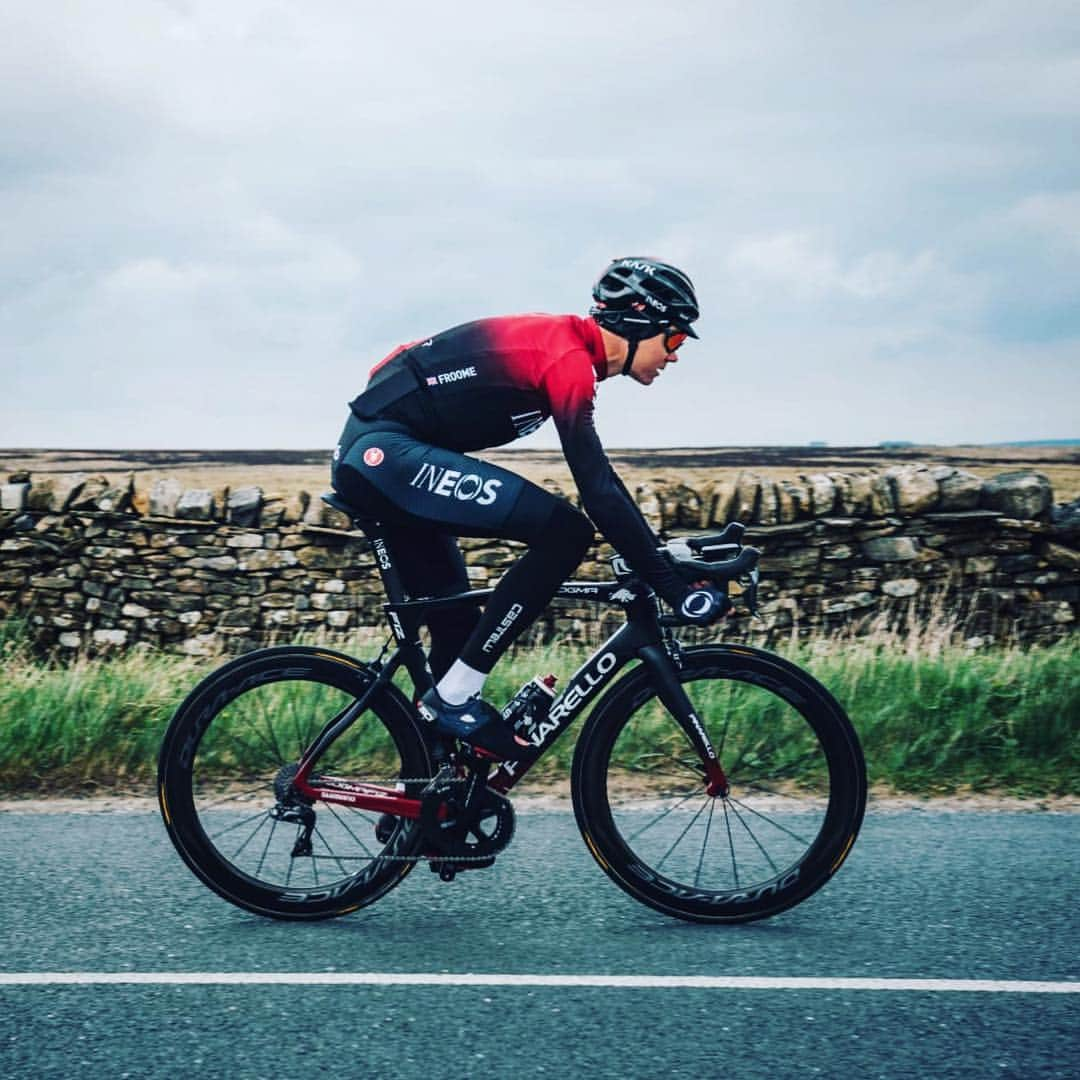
[
  {"left": 293, "top": 512, "right": 728, "bottom": 806},
  {"left": 485, "top": 584, "right": 726, "bottom": 794}
]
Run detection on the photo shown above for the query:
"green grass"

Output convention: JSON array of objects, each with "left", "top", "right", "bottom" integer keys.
[{"left": 0, "top": 620, "right": 1076, "bottom": 797}]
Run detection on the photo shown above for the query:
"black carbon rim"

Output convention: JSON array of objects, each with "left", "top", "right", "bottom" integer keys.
[
  {"left": 158, "top": 646, "right": 430, "bottom": 920},
  {"left": 573, "top": 646, "right": 866, "bottom": 923}
]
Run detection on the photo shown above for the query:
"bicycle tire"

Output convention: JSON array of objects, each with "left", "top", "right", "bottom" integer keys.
[
  {"left": 571, "top": 643, "right": 866, "bottom": 923},
  {"left": 158, "top": 645, "right": 432, "bottom": 920}
]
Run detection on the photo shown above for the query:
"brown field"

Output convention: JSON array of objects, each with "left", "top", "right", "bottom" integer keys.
[{"left": 3, "top": 444, "right": 1079, "bottom": 503}]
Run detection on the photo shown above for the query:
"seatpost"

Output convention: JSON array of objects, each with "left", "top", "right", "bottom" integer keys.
[
  {"left": 357, "top": 519, "right": 407, "bottom": 605},
  {"left": 352, "top": 517, "right": 431, "bottom": 691}
]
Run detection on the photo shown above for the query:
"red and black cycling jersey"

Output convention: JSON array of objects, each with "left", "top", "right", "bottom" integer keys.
[{"left": 349, "top": 313, "right": 686, "bottom": 605}]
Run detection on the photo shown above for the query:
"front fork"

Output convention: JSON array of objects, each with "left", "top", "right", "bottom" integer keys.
[{"left": 638, "top": 643, "right": 729, "bottom": 798}]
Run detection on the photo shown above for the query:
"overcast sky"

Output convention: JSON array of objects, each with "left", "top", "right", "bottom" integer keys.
[{"left": 2, "top": 1, "right": 1078, "bottom": 450}]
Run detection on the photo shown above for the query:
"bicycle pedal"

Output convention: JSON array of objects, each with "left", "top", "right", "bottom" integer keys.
[{"left": 427, "top": 855, "right": 496, "bottom": 879}]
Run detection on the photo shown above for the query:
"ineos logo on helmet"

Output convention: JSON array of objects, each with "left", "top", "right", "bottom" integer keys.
[{"left": 589, "top": 256, "right": 700, "bottom": 343}]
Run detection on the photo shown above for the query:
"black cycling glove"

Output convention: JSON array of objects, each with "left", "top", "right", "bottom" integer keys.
[{"left": 678, "top": 586, "right": 730, "bottom": 625}]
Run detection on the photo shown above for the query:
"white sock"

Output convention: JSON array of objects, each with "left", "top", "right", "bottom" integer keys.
[{"left": 436, "top": 660, "right": 487, "bottom": 705}]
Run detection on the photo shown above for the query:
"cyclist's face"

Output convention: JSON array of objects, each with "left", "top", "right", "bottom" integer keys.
[{"left": 629, "top": 331, "right": 683, "bottom": 386}]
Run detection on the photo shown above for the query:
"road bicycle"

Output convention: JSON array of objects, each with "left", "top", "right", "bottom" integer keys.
[{"left": 158, "top": 493, "right": 867, "bottom": 924}]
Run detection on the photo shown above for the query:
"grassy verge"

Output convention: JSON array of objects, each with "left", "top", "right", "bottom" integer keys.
[{"left": 0, "top": 621, "right": 1076, "bottom": 798}]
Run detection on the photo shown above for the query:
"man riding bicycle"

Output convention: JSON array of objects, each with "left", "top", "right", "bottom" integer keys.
[{"left": 331, "top": 256, "right": 726, "bottom": 763}]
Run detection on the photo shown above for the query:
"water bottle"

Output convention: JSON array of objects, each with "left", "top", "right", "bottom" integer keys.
[{"left": 501, "top": 674, "right": 558, "bottom": 740}]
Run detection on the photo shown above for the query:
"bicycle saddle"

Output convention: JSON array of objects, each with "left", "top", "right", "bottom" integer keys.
[{"left": 320, "top": 491, "right": 379, "bottom": 528}]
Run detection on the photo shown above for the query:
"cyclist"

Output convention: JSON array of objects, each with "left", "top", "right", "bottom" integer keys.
[{"left": 331, "top": 257, "right": 726, "bottom": 762}]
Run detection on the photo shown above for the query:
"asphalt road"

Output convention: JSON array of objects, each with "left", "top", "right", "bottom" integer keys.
[{"left": 0, "top": 805, "right": 1076, "bottom": 1079}]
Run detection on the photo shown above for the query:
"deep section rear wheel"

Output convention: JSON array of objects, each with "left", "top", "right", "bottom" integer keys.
[
  {"left": 572, "top": 644, "right": 866, "bottom": 923},
  {"left": 158, "top": 646, "right": 432, "bottom": 920}
]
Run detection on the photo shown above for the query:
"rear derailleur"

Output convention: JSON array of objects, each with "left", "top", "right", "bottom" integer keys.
[{"left": 270, "top": 762, "right": 316, "bottom": 857}]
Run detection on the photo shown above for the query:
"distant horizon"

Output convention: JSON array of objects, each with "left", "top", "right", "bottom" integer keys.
[{"left": 3, "top": 438, "right": 1078, "bottom": 455}]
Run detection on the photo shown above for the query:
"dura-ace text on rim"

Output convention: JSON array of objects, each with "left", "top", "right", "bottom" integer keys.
[
  {"left": 571, "top": 645, "right": 866, "bottom": 923},
  {"left": 158, "top": 647, "right": 432, "bottom": 920}
]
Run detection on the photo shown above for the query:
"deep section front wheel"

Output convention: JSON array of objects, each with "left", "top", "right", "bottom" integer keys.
[
  {"left": 158, "top": 645, "right": 432, "bottom": 920},
  {"left": 572, "top": 644, "right": 866, "bottom": 923}
]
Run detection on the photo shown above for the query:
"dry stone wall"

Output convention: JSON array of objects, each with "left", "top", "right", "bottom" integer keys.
[{"left": 1, "top": 464, "right": 1077, "bottom": 654}]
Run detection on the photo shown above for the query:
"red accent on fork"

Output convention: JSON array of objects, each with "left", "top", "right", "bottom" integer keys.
[{"left": 705, "top": 760, "right": 729, "bottom": 798}]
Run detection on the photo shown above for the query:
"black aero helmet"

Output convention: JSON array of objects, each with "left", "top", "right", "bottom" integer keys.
[{"left": 589, "top": 256, "right": 700, "bottom": 342}]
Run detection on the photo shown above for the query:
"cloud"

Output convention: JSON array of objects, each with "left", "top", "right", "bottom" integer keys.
[
  {"left": 727, "top": 232, "right": 944, "bottom": 302},
  {"left": 1006, "top": 190, "right": 1080, "bottom": 251},
  {"left": 1, "top": 1, "right": 1078, "bottom": 448}
]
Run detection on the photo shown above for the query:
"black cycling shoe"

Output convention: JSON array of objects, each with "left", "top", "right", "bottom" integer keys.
[{"left": 416, "top": 689, "right": 539, "bottom": 763}]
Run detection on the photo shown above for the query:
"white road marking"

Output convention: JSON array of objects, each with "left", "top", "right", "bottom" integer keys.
[{"left": 0, "top": 973, "right": 1075, "bottom": 993}]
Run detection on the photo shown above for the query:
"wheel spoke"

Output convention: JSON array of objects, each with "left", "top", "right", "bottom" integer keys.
[
  {"left": 655, "top": 798, "right": 710, "bottom": 872},
  {"left": 207, "top": 807, "right": 272, "bottom": 842},
  {"left": 726, "top": 796, "right": 814, "bottom": 846},
  {"left": 624, "top": 788, "right": 701, "bottom": 844},
  {"left": 285, "top": 832, "right": 298, "bottom": 886},
  {"left": 196, "top": 781, "right": 275, "bottom": 811},
  {"left": 313, "top": 825, "right": 352, "bottom": 877},
  {"left": 620, "top": 756, "right": 702, "bottom": 777},
  {"left": 254, "top": 815, "right": 278, "bottom": 877},
  {"left": 694, "top": 798, "right": 717, "bottom": 887},
  {"left": 291, "top": 692, "right": 343, "bottom": 760},
  {"left": 736, "top": 778, "right": 792, "bottom": 797},
  {"left": 724, "top": 799, "right": 780, "bottom": 876},
  {"left": 631, "top": 749, "right": 707, "bottom": 777},
  {"left": 260, "top": 713, "right": 290, "bottom": 767},
  {"left": 226, "top": 812, "right": 271, "bottom": 857},
  {"left": 735, "top": 754, "right": 823, "bottom": 785},
  {"left": 323, "top": 801, "right": 378, "bottom": 860},
  {"left": 715, "top": 704, "right": 733, "bottom": 761},
  {"left": 721, "top": 799, "right": 739, "bottom": 887},
  {"left": 239, "top": 719, "right": 288, "bottom": 768},
  {"left": 250, "top": 684, "right": 297, "bottom": 767}
]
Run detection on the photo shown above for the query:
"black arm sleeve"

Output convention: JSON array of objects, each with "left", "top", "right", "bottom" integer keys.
[{"left": 543, "top": 355, "right": 687, "bottom": 607}]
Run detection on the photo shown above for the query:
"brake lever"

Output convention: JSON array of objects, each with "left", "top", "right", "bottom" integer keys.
[{"left": 741, "top": 566, "right": 763, "bottom": 621}]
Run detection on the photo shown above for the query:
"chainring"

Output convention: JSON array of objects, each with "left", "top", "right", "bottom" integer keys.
[{"left": 418, "top": 778, "right": 515, "bottom": 860}]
